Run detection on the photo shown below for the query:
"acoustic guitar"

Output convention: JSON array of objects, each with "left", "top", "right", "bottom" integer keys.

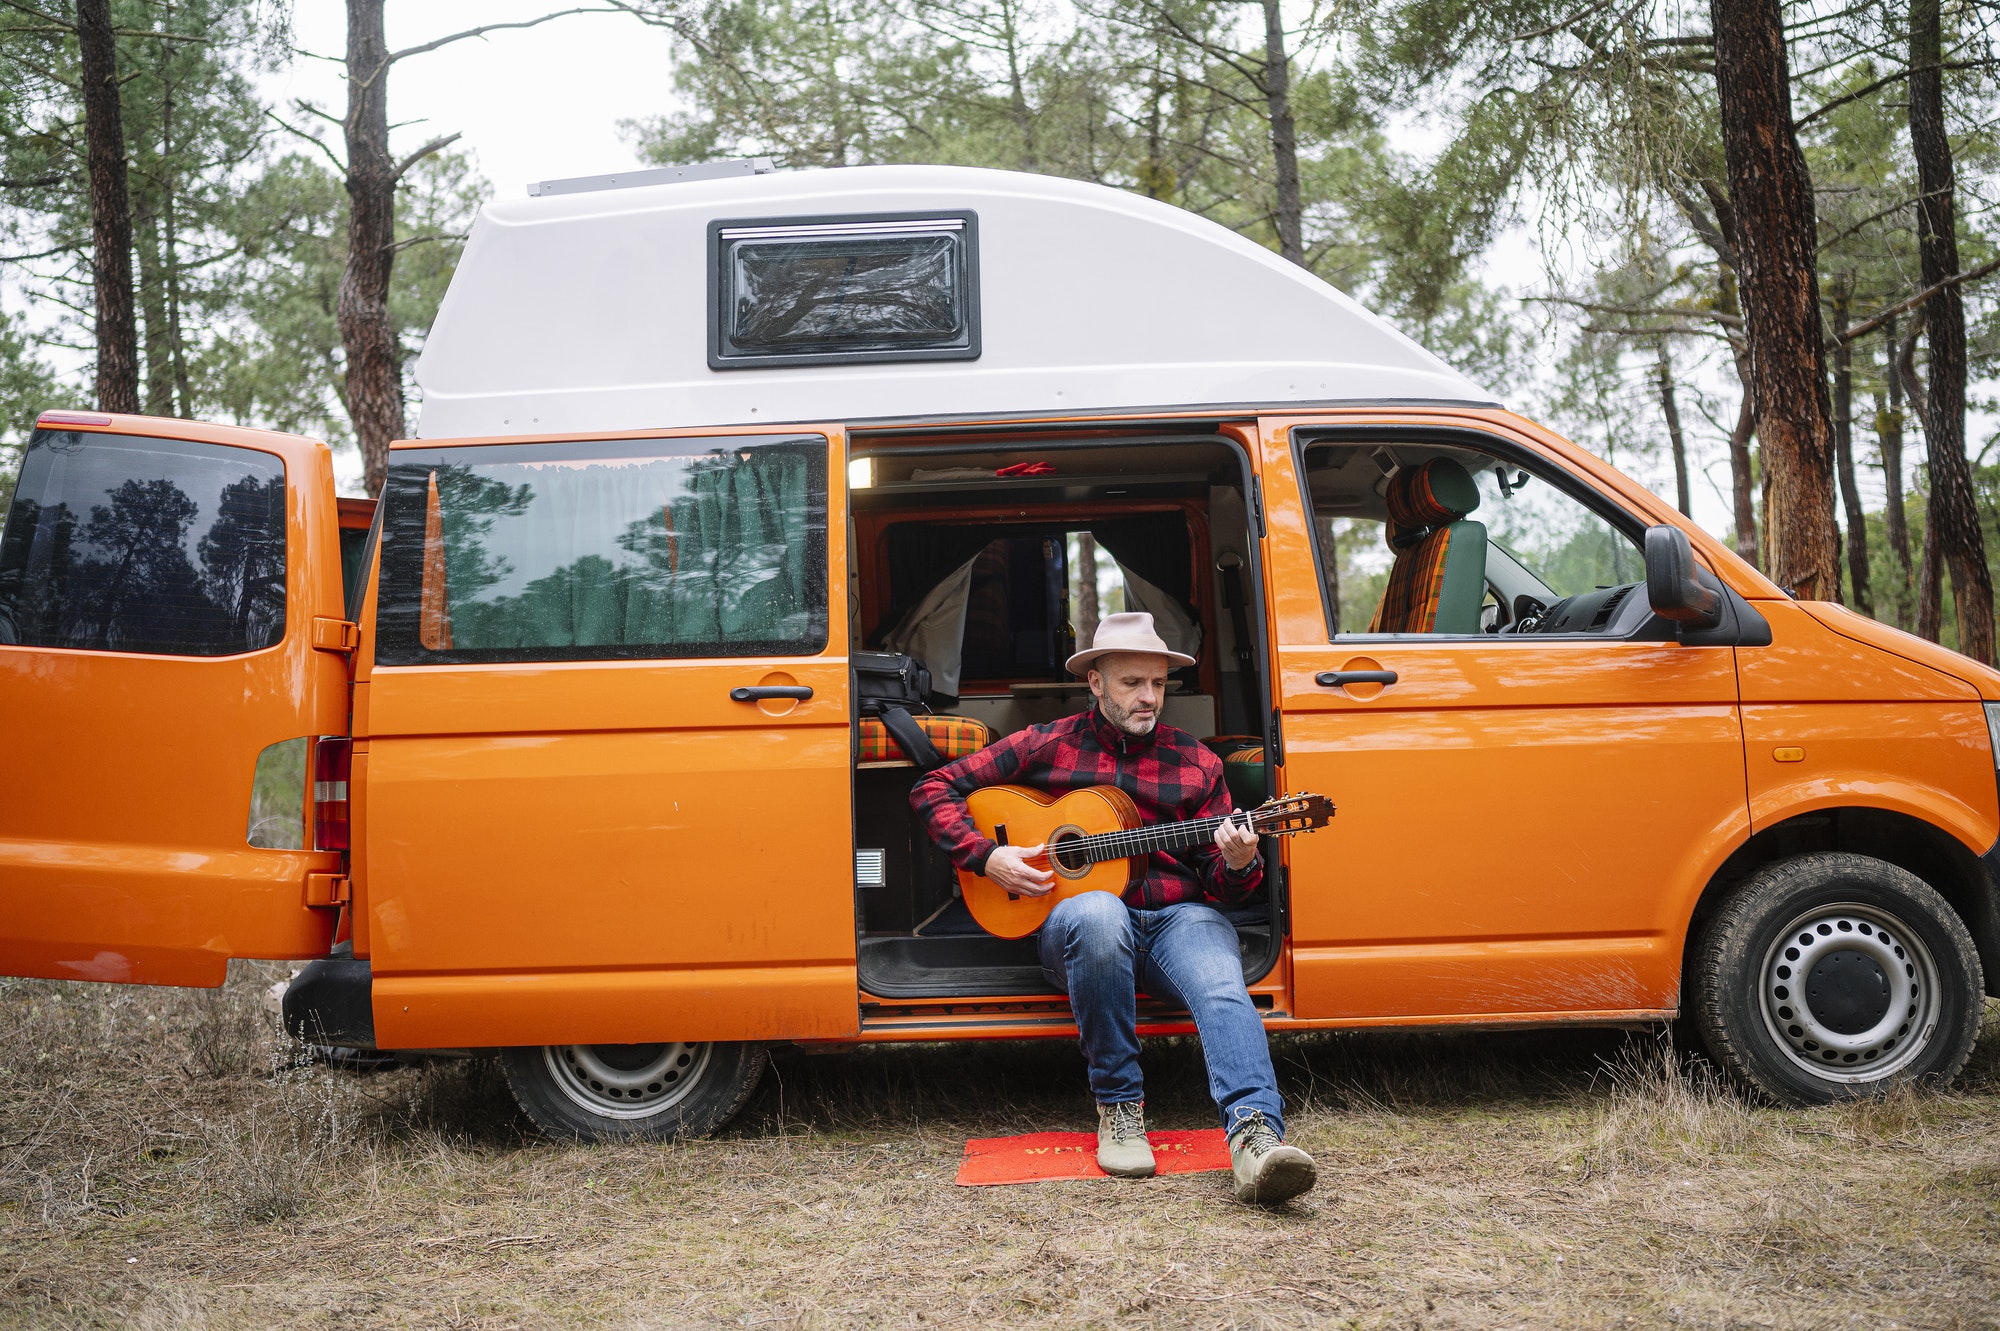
[{"left": 958, "top": 785, "right": 1336, "bottom": 939}]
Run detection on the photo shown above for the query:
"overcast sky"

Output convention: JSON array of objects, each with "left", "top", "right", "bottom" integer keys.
[{"left": 270, "top": 2, "right": 682, "bottom": 206}]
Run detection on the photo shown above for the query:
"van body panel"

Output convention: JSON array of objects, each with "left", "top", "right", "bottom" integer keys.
[
  {"left": 1256, "top": 417, "right": 1748, "bottom": 1020},
  {"left": 1741, "top": 700, "right": 1999, "bottom": 847},
  {"left": 363, "top": 716, "right": 853, "bottom": 973},
  {"left": 360, "top": 426, "right": 858, "bottom": 1046},
  {"left": 366, "top": 657, "right": 847, "bottom": 736},
  {"left": 373, "top": 963, "right": 860, "bottom": 1048},
  {"left": 1739, "top": 601, "right": 1980, "bottom": 703},
  {"left": 0, "top": 416, "right": 345, "bottom": 986},
  {"left": 1801, "top": 600, "right": 2000, "bottom": 701},
  {"left": 1737, "top": 601, "right": 1997, "bottom": 872}
]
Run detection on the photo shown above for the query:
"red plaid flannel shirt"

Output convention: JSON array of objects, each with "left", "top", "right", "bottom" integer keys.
[{"left": 909, "top": 707, "right": 1263, "bottom": 909}]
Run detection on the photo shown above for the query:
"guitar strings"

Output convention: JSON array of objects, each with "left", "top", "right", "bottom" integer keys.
[{"left": 1019, "top": 798, "right": 1325, "bottom": 870}]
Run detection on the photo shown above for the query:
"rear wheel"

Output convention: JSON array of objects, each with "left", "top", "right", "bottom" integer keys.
[
  {"left": 1691, "top": 853, "right": 1984, "bottom": 1105},
  {"left": 500, "top": 1041, "right": 767, "bottom": 1142}
]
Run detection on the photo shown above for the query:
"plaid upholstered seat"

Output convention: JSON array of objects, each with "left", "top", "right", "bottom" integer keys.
[
  {"left": 1368, "top": 458, "right": 1489, "bottom": 634},
  {"left": 857, "top": 713, "right": 990, "bottom": 766}
]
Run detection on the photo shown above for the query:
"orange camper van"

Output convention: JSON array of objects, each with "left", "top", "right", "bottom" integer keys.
[{"left": 3, "top": 163, "right": 1995, "bottom": 1141}]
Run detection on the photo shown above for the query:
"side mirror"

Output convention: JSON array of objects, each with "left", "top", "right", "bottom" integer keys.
[{"left": 1645, "top": 525, "right": 1722, "bottom": 629}]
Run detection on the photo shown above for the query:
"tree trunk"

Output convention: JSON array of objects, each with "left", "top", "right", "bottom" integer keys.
[
  {"left": 136, "top": 209, "right": 175, "bottom": 416},
  {"left": 998, "top": 0, "right": 1037, "bottom": 170},
  {"left": 77, "top": 0, "right": 139, "bottom": 414},
  {"left": 1909, "top": 0, "right": 1993, "bottom": 662},
  {"left": 1260, "top": 0, "right": 1303, "bottom": 267},
  {"left": 339, "top": 0, "right": 408, "bottom": 497},
  {"left": 1876, "top": 314, "right": 1912, "bottom": 626},
  {"left": 1074, "top": 531, "right": 1101, "bottom": 646},
  {"left": 1654, "top": 342, "right": 1692, "bottom": 517},
  {"left": 1709, "top": 0, "right": 1841, "bottom": 600},
  {"left": 1918, "top": 516, "right": 1943, "bottom": 643},
  {"left": 1903, "top": 317, "right": 1945, "bottom": 639},
  {"left": 1718, "top": 270, "right": 1760, "bottom": 569},
  {"left": 159, "top": 32, "right": 190, "bottom": 417},
  {"left": 1829, "top": 284, "right": 1871, "bottom": 615}
]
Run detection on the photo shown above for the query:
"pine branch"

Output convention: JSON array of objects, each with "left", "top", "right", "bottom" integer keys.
[
  {"left": 265, "top": 110, "right": 348, "bottom": 175},
  {"left": 1837, "top": 257, "right": 2000, "bottom": 346},
  {"left": 1797, "top": 59, "right": 1998, "bottom": 128},
  {"left": 390, "top": 134, "right": 463, "bottom": 183},
  {"left": 387, "top": 7, "right": 625, "bottom": 65},
  {"left": 1817, "top": 187, "right": 1949, "bottom": 254}
]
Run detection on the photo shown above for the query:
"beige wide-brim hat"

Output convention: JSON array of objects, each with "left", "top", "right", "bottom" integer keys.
[{"left": 1066, "top": 611, "right": 1195, "bottom": 676}]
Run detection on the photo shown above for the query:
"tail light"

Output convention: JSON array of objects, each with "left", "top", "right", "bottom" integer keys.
[{"left": 313, "top": 737, "right": 352, "bottom": 851}]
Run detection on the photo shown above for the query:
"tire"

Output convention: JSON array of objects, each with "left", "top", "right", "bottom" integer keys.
[
  {"left": 499, "top": 1041, "right": 767, "bottom": 1142},
  {"left": 1691, "top": 852, "right": 1985, "bottom": 1106}
]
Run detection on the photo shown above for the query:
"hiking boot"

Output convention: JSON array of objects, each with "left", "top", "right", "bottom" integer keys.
[
  {"left": 1096, "top": 1101, "right": 1156, "bottom": 1178},
  {"left": 1227, "top": 1110, "right": 1316, "bottom": 1204}
]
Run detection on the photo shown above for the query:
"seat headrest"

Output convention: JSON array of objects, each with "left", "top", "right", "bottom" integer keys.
[{"left": 1385, "top": 457, "right": 1481, "bottom": 530}]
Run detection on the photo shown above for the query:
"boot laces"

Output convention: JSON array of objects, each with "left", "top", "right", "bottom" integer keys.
[
  {"left": 1105, "top": 1101, "right": 1146, "bottom": 1143},
  {"left": 1232, "top": 1109, "right": 1282, "bottom": 1157}
]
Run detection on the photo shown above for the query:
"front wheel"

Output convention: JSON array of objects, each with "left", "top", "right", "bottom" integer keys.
[
  {"left": 500, "top": 1041, "right": 767, "bottom": 1142},
  {"left": 1691, "top": 852, "right": 1984, "bottom": 1105}
]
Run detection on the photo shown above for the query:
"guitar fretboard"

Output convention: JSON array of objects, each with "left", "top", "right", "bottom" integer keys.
[{"left": 1067, "top": 812, "right": 1257, "bottom": 866}]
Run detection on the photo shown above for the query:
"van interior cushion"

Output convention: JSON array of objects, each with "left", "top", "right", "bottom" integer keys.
[
  {"left": 858, "top": 713, "right": 990, "bottom": 765},
  {"left": 1220, "top": 746, "right": 1268, "bottom": 808},
  {"left": 1201, "top": 736, "right": 1267, "bottom": 807}
]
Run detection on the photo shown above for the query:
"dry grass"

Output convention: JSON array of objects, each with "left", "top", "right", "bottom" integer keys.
[{"left": 1, "top": 967, "right": 1996, "bottom": 1329}]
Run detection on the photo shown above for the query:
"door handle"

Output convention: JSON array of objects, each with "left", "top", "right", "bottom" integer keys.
[
  {"left": 1316, "top": 670, "right": 1398, "bottom": 688},
  {"left": 730, "top": 685, "right": 814, "bottom": 702}
]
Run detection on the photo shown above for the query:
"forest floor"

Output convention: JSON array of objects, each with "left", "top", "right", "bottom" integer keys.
[{"left": 0, "top": 967, "right": 1995, "bottom": 1330}]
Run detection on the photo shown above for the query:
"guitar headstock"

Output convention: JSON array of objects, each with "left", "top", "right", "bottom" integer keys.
[{"left": 1247, "top": 792, "right": 1336, "bottom": 834}]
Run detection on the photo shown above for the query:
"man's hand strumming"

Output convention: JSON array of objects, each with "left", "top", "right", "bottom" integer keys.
[
  {"left": 986, "top": 843, "right": 1054, "bottom": 896},
  {"left": 1215, "top": 813, "right": 1259, "bottom": 872}
]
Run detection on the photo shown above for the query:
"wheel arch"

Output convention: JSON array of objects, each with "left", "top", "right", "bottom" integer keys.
[{"left": 1681, "top": 806, "right": 2000, "bottom": 1001}]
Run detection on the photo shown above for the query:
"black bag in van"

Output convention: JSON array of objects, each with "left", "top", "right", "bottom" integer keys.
[{"left": 853, "top": 650, "right": 944, "bottom": 771}]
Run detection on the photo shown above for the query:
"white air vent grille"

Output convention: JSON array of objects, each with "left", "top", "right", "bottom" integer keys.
[{"left": 855, "top": 849, "right": 886, "bottom": 888}]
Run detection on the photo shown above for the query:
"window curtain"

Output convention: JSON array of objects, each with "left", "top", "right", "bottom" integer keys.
[
  {"left": 1119, "top": 564, "right": 1202, "bottom": 658},
  {"left": 881, "top": 551, "right": 978, "bottom": 698},
  {"left": 435, "top": 451, "right": 816, "bottom": 651},
  {"left": 1087, "top": 514, "right": 1194, "bottom": 611}
]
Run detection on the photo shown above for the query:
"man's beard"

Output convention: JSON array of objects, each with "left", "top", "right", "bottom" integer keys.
[{"left": 1099, "top": 694, "right": 1158, "bottom": 736}]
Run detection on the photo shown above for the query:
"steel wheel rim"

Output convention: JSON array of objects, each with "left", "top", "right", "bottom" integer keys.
[
  {"left": 1758, "top": 902, "right": 1940, "bottom": 1083},
  {"left": 543, "top": 1042, "right": 712, "bottom": 1120}
]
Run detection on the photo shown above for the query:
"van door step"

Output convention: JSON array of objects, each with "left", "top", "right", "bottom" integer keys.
[{"left": 858, "top": 996, "right": 1215, "bottom": 1036}]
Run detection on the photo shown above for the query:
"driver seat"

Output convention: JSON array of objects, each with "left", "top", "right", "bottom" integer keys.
[{"left": 1368, "top": 458, "right": 1489, "bottom": 634}]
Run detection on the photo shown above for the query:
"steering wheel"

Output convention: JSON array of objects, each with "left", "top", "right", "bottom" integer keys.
[{"left": 1503, "top": 594, "right": 1549, "bottom": 635}]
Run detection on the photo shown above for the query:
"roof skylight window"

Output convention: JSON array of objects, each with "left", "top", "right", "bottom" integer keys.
[{"left": 708, "top": 212, "right": 980, "bottom": 369}]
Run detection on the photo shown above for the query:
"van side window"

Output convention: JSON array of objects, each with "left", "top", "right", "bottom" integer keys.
[
  {"left": 0, "top": 429, "right": 287, "bottom": 656},
  {"left": 1300, "top": 440, "right": 1648, "bottom": 639},
  {"left": 373, "top": 436, "right": 828, "bottom": 665}
]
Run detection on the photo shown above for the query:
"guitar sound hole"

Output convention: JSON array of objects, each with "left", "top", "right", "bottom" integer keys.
[{"left": 1050, "top": 835, "right": 1090, "bottom": 875}]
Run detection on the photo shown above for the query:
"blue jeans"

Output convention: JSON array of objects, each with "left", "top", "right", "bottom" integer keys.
[{"left": 1038, "top": 892, "right": 1285, "bottom": 1139}]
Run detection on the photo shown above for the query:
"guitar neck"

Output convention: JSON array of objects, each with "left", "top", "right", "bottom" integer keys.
[{"left": 1074, "top": 812, "right": 1248, "bottom": 865}]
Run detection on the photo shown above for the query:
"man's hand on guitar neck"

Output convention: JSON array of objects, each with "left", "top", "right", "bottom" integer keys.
[
  {"left": 985, "top": 844, "right": 1054, "bottom": 897},
  {"left": 1214, "top": 811, "right": 1259, "bottom": 873}
]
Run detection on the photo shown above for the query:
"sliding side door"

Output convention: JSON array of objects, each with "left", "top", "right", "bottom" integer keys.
[{"left": 361, "top": 428, "right": 856, "bottom": 1048}]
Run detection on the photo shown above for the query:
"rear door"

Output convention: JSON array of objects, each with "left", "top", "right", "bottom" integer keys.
[
  {"left": 0, "top": 412, "right": 349, "bottom": 985},
  {"left": 358, "top": 427, "right": 856, "bottom": 1048}
]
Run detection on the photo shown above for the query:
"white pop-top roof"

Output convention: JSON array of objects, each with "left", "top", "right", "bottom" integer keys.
[{"left": 412, "top": 164, "right": 1494, "bottom": 439}]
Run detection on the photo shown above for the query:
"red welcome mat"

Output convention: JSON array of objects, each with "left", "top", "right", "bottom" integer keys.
[{"left": 955, "top": 1129, "right": 1232, "bottom": 1186}]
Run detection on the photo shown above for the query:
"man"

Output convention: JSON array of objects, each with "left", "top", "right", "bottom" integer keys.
[{"left": 911, "top": 612, "right": 1317, "bottom": 1204}]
